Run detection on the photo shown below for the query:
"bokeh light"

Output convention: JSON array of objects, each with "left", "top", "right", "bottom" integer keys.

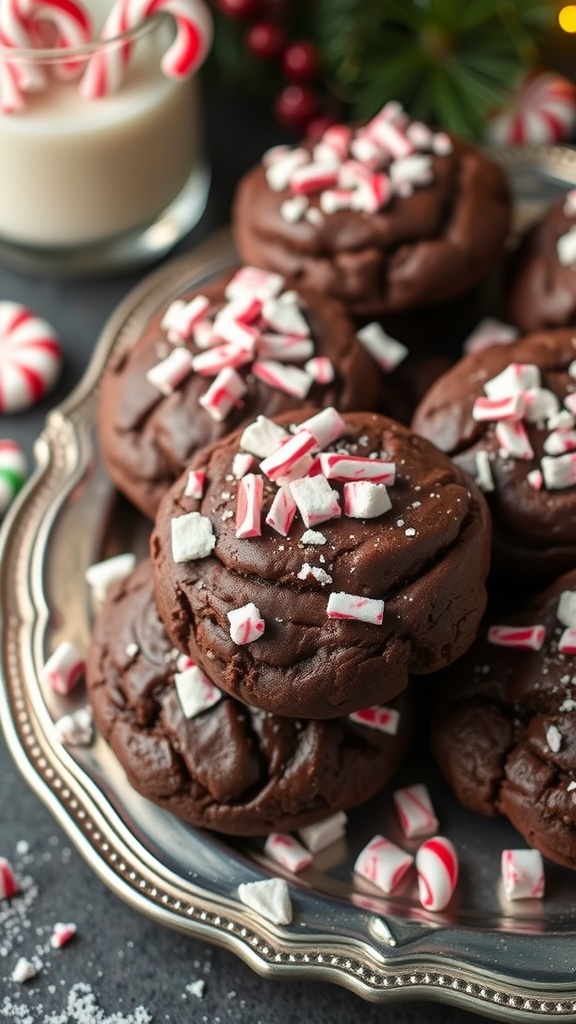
[{"left": 559, "top": 5, "right": 576, "bottom": 32}]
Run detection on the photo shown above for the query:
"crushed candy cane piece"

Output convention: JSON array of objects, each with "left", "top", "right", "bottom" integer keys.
[
  {"left": 394, "top": 784, "right": 439, "bottom": 838},
  {"left": 304, "top": 356, "right": 335, "bottom": 384},
  {"left": 85, "top": 552, "right": 136, "bottom": 603},
  {"left": 238, "top": 878, "right": 292, "bottom": 925},
  {"left": 240, "top": 416, "right": 290, "bottom": 458},
  {"left": 502, "top": 849, "right": 544, "bottom": 900},
  {"left": 541, "top": 452, "right": 576, "bottom": 489},
  {"left": 543, "top": 429, "right": 576, "bottom": 455},
  {"left": 40, "top": 641, "right": 85, "bottom": 696},
  {"left": 261, "top": 430, "right": 318, "bottom": 482},
  {"left": 300, "top": 529, "right": 327, "bottom": 545},
  {"left": 163, "top": 295, "right": 210, "bottom": 341},
  {"left": 356, "top": 322, "right": 408, "bottom": 372},
  {"left": 558, "top": 226, "right": 576, "bottom": 266},
  {"left": 472, "top": 394, "right": 525, "bottom": 422},
  {"left": 495, "top": 420, "right": 534, "bottom": 460},
  {"left": 298, "top": 407, "right": 347, "bottom": 448},
  {"left": 211, "top": 316, "right": 259, "bottom": 351},
  {"left": 474, "top": 450, "right": 495, "bottom": 493},
  {"left": 546, "top": 724, "right": 562, "bottom": 752},
  {"left": 198, "top": 367, "right": 247, "bottom": 422},
  {"left": 354, "top": 835, "right": 413, "bottom": 894},
  {"left": 522, "top": 387, "right": 560, "bottom": 422},
  {"left": 297, "top": 811, "right": 347, "bottom": 853},
  {"left": 261, "top": 295, "right": 309, "bottom": 338},
  {"left": 54, "top": 707, "right": 93, "bottom": 746},
  {"left": 264, "top": 834, "right": 312, "bottom": 873},
  {"left": 0, "top": 857, "right": 18, "bottom": 899},
  {"left": 252, "top": 360, "right": 313, "bottom": 398},
  {"left": 171, "top": 511, "right": 216, "bottom": 562},
  {"left": 289, "top": 475, "right": 341, "bottom": 528},
  {"left": 184, "top": 470, "right": 206, "bottom": 500},
  {"left": 558, "top": 590, "right": 576, "bottom": 628},
  {"left": 227, "top": 603, "right": 265, "bottom": 644},
  {"left": 559, "top": 627, "right": 576, "bottom": 654},
  {"left": 349, "top": 706, "right": 400, "bottom": 734},
  {"left": 232, "top": 452, "right": 255, "bottom": 479},
  {"left": 225, "top": 267, "right": 285, "bottom": 302},
  {"left": 484, "top": 363, "right": 541, "bottom": 399},
  {"left": 290, "top": 163, "right": 339, "bottom": 195},
  {"left": 280, "top": 194, "right": 309, "bottom": 223},
  {"left": 265, "top": 148, "right": 309, "bottom": 192},
  {"left": 296, "top": 563, "right": 332, "bottom": 585},
  {"left": 416, "top": 836, "right": 458, "bottom": 912},
  {"left": 463, "top": 318, "right": 519, "bottom": 354},
  {"left": 390, "top": 154, "right": 432, "bottom": 187},
  {"left": 50, "top": 922, "right": 77, "bottom": 948},
  {"left": 191, "top": 343, "right": 253, "bottom": 376},
  {"left": 235, "top": 473, "right": 263, "bottom": 538},
  {"left": 319, "top": 453, "right": 396, "bottom": 484},
  {"left": 487, "top": 624, "right": 546, "bottom": 650},
  {"left": 266, "top": 485, "right": 297, "bottom": 537},
  {"left": 146, "top": 347, "right": 194, "bottom": 396},
  {"left": 327, "top": 591, "right": 384, "bottom": 625},
  {"left": 527, "top": 469, "right": 543, "bottom": 490},
  {"left": 343, "top": 481, "right": 392, "bottom": 518},
  {"left": 174, "top": 664, "right": 221, "bottom": 718},
  {"left": 257, "top": 334, "right": 314, "bottom": 362},
  {"left": 12, "top": 957, "right": 37, "bottom": 983}
]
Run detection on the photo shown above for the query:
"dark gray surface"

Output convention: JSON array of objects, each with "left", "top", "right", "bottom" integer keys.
[{"left": 0, "top": 84, "right": 485, "bottom": 1022}]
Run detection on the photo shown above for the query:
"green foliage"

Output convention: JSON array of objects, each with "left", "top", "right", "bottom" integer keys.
[{"left": 315, "top": 0, "right": 555, "bottom": 138}]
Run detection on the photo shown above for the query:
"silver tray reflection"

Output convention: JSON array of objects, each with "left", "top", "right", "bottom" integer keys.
[{"left": 3, "top": 146, "right": 576, "bottom": 1020}]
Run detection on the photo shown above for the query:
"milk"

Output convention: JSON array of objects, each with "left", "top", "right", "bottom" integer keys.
[{"left": 0, "top": 19, "right": 200, "bottom": 248}]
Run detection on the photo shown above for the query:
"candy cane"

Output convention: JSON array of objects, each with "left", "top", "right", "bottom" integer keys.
[
  {"left": 80, "top": 0, "right": 212, "bottom": 99},
  {"left": 0, "top": 0, "right": 92, "bottom": 89},
  {"left": 0, "top": 47, "right": 24, "bottom": 113}
]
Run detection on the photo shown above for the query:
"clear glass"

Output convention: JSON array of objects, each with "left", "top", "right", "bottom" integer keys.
[{"left": 0, "top": 17, "right": 210, "bottom": 275}]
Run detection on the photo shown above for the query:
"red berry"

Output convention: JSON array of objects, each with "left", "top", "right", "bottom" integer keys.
[
  {"left": 306, "top": 115, "right": 336, "bottom": 140},
  {"left": 275, "top": 85, "right": 318, "bottom": 129},
  {"left": 282, "top": 41, "right": 319, "bottom": 81},
  {"left": 216, "top": 0, "right": 260, "bottom": 19},
  {"left": 247, "top": 21, "right": 285, "bottom": 59}
]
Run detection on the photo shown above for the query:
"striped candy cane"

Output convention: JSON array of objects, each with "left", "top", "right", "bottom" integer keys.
[
  {"left": 80, "top": 0, "right": 212, "bottom": 99},
  {"left": 0, "top": 0, "right": 92, "bottom": 90}
]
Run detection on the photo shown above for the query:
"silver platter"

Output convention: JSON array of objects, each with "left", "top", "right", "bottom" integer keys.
[{"left": 3, "top": 146, "right": 576, "bottom": 1020}]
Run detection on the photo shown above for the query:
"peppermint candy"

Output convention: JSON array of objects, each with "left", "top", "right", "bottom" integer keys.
[
  {"left": 264, "top": 834, "right": 312, "bottom": 873},
  {"left": 354, "top": 835, "right": 413, "bottom": 894},
  {"left": 40, "top": 641, "right": 85, "bottom": 696},
  {"left": 0, "top": 438, "right": 26, "bottom": 517},
  {"left": 487, "top": 71, "right": 576, "bottom": 146},
  {"left": 393, "top": 784, "right": 439, "bottom": 839},
  {"left": 0, "top": 302, "right": 62, "bottom": 413},
  {"left": 415, "top": 836, "right": 458, "bottom": 912},
  {"left": 501, "top": 849, "right": 544, "bottom": 900}
]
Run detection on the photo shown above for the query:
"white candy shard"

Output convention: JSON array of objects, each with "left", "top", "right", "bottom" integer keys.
[
  {"left": 54, "top": 706, "right": 93, "bottom": 747},
  {"left": 238, "top": 878, "right": 292, "bottom": 925},
  {"left": 50, "top": 922, "right": 77, "bottom": 948},
  {"left": 280, "top": 194, "right": 309, "bottom": 223},
  {"left": 225, "top": 267, "right": 285, "bottom": 302},
  {"left": 261, "top": 296, "right": 310, "bottom": 338},
  {"left": 393, "top": 784, "right": 439, "bottom": 838},
  {"left": 174, "top": 664, "right": 221, "bottom": 718},
  {"left": 546, "top": 724, "right": 562, "bottom": 752},
  {"left": 227, "top": 603, "right": 265, "bottom": 645},
  {"left": 85, "top": 553, "right": 136, "bottom": 603},
  {"left": 558, "top": 590, "right": 576, "bottom": 628},
  {"left": 463, "top": 318, "right": 518, "bottom": 354},
  {"left": 484, "top": 363, "right": 541, "bottom": 399},
  {"left": 184, "top": 470, "right": 206, "bottom": 500},
  {"left": 354, "top": 835, "right": 413, "bottom": 894},
  {"left": 163, "top": 295, "right": 211, "bottom": 341},
  {"left": 304, "top": 356, "right": 335, "bottom": 384},
  {"left": 265, "top": 148, "right": 309, "bottom": 192},
  {"left": 191, "top": 343, "right": 253, "bottom": 376},
  {"left": 416, "top": 836, "right": 458, "bottom": 912},
  {"left": 146, "top": 347, "right": 194, "bottom": 396},
  {"left": 289, "top": 475, "right": 341, "bottom": 528},
  {"left": 543, "top": 429, "right": 576, "bottom": 455},
  {"left": 298, "top": 407, "right": 347, "bottom": 448},
  {"left": 557, "top": 225, "right": 576, "bottom": 266},
  {"left": 12, "top": 957, "right": 37, "bottom": 982},
  {"left": 264, "top": 834, "right": 312, "bottom": 873},
  {"left": 40, "top": 641, "right": 85, "bottom": 696},
  {"left": 260, "top": 430, "right": 318, "bottom": 482},
  {"left": 522, "top": 387, "right": 560, "bottom": 422},
  {"left": 356, "top": 322, "right": 408, "bottom": 372},
  {"left": 343, "top": 481, "right": 392, "bottom": 518},
  {"left": 472, "top": 394, "right": 525, "bottom": 422},
  {"left": 474, "top": 450, "right": 495, "bottom": 493},
  {"left": 296, "top": 563, "right": 332, "bottom": 585},
  {"left": 297, "top": 811, "right": 347, "bottom": 853},
  {"left": 232, "top": 452, "right": 255, "bottom": 479},
  {"left": 501, "top": 849, "right": 544, "bottom": 900},
  {"left": 171, "top": 512, "right": 216, "bottom": 562},
  {"left": 257, "top": 334, "right": 314, "bottom": 362},
  {"left": 349, "top": 706, "right": 400, "bottom": 734},
  {"left": 541, "top": 452, "right": 576, "bottom": 489},
  {"left": 300, "top": 529, "right": 327, "bottom": 545},
  {"left": 240, "top": 416, "right": 290, "bottom": 458},
  {"left": 326, "top": 591, "right": 384, "bottom": 625},
  {"left": 527, "top": 469, "right": 543, "bottom": 490}
]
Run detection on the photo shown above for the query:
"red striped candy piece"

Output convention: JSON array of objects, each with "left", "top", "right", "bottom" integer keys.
[
  {"left": 416, "top": 836, "right": 458, "bottom": 912},
  {"left": 0, "top": 302, "right": 62, "bottom": 413}
]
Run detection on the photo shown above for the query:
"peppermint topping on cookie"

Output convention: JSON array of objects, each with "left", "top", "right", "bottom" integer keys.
[
  {"left": 488, "top": 624, "right": 546, "bottom": 650},
  {"left": 349, "top": 706, "right": 400, "bottom": 734},
  {"left": 174, "top": 664, "right": 222, "bottom": 718}
]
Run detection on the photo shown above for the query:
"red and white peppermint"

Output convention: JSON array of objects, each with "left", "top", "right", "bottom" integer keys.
[
  {"left": 237, "top": 878, "right": 292, "bottom": 925},
  {"left": 227, "top": 602, "right": 265, "bottom": 644},
  {"left": 54, "top": 706, "right": 93, "bottom": 746},
  {"left": 212, "top": 316, "right": 259, "bottom": 352},
  {"left": 280, "top": 195, "right": 309, "bottom": 223},
  {"left": 558, "top": 590, "right": 576, "bottom": 628},
  {"left": 326, "top": 591, "right": 384, "bottom": 625},
  {"left": 40, "top": 641, "right": 85, "bottom": 696},
  {"left": 472, "top": 394, "right": 525, "bottom": 422},
  {"left": 260, "top": 430, "right": 318, "bottom": 482},
  {"left": 261, "top": 295, "right": 310, "bottom": 338},
  {"left": 231, "top": 452, "right": 255, "bottom": 479},
  {"left": 163, "top": 294, "right": 210, "bottom": 341},
  {"left": 527, "top": 468, "right": 543, "bottom": 490},
  {"left": 564, "top": 392, "right": 576, "bottom": 416},
  {"left": 349, "top": 705, "right": 400, "bottom": 734},
  {"left": 320, "top": 189, "right": 355, "bottom": 214},
  {"left": 343, "top": 480, "right": 392, "bottom": 518},
  {"left": 265, "top": 148, "right": 309, "bottom": 191},
  {"left": 235, "top": 473, "right": 263, "bottom": 538},
  {"left": 432, "top": 132, "right": 453, "bottom": 155},
  {"left": 289, "top": 475, "right": 341, "bottom": 528},
  {"left": 257, "top": 334, "right": 314, "bottom": 362},
  {"left": 487, "top": 72, "right": 576, "bottom": 146},
  {"left": 350, "top": 173, "right": 391, "bottom": 213},
  {"left": 321, "top": 124, "right": 353, "bottom": 160},
  {"left": 393, "top": 784, "right": 439, "bottom": 839},
  {"left": 474, "top": 450, "right": 495, "bottom": 493},
  {"left": 350, "top": 135, "right": 382, "bottom": 166},
  {"left": 240, "top": 416, "right": 290, "bottom": 458},
  {"left": 368, "top": 118, "right": 414, "bottom": 159},
  {"left": 495, "top": 420, "right": 534, "bottom": 460},
  {"left": 171, "top": 510, "right": 215, "bottom": 562},
  {"left": 298, "top": 407, "right": 347, "bottom": 448},
  {"left": 546, "top": 724, "right": 562, "bottom": 752},
  {"left": 338, "top": 159, "right": 371, "bottom": 189},
  {"left": 290, "top": 163, "right": 339, "bottom": 195},
  {"left": 541, "top": 452, "right": 576, "bottom": 490},
  {"left": 318, "top": 453, "right": 396, "bottom": 484},
  {"left": 224, "top": 267, "right": 285, "bottom": 303},
  {"left": 11, "top": 957, "right": 37, "bottom": 983},
  {"left": 354, "top": 835, "right": 413, "bottom": 894},
  {"left": 484, "top": 363, "right": 541, "bottom": 399},
  {"left": 50, "top": 922, "right": 77, "bottom": 948},
  {"left": 549, "top": 409, "right": 575, "bottom": 430},
  {"left": 0, "top": 857, "right": 18, "bottom": 899},
  {"left": 390, "top": 154, "right": 432, "bottom": 188},
  {"left": 192, "top": 343, "right": 252, "bottom": 376},
  {"left": 85, "top": 552, "right": 136, "bottom": 604},
  {"left": 303, "top": 356, "right": 334, "bottom": 384},
  {"left": 146, "top": 347, "right": 193, "bottom": 396},
  {"left": 192, "top": 319, "right": 214, "bottom": 350},
  {"left": 312, "top": 143, "right": 342, "bottom": 167},
  {"left": 222, "top": 294, "right": 263, "bottom": 326},
  {"left": 463, "top": 317, "right": 519, "bottom": 355},
  {"left": 198, "top": 366, "right": 247, "bottom": 421},
  {"left": 0, "top": 302, "right": 62, "bottom": 413},
  {"left": 266, "top": 485, "right": 297, "bottom": 537},
  {"left": 297, "top": 811, "right": 347, "bottom": 853},
  {"left": 184, "top": 469, "right": 206, "bottom": 500},
  {"left": 501, "top": 849, "right": 544, "bottom": 900},
  {"left": 522, "top": 387, "right": 560, "bottom": 423},
  {"left": 356, "top": 322, "right": 408, "bottom": 372},
  {"left": 264, "top": 833, "right": 312, "bottom": 873},
  {"left": 416, "top": 836, "right": 458, "bottom": 912},
  {"left": 559, "top": 628, "right": 576, "bottom": 655},
  {"left": 174, "top": 663, "right": 221, "bottom": 718},
  {"left": 543, "top": 429, "right": 576, "bottom": 456},
  {"left": 80, "top": 0, "right": 212, "bottom": 97},
  {"left": 406, "top": 120, "right": 434, "bottom": 149},
  {"left": 252, "top": 360, "right": 313, "bottom": 399},
  {"left": 487, "top": 624, "right": 546, "bottom": 651}
]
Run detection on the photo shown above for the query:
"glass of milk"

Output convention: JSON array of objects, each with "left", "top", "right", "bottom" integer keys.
[{"left": 0, "top": 9, "right": 211, "bottom": 275}]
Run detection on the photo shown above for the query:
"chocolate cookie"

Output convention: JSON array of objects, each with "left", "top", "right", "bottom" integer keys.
[
  {"left": 506, "top": 192, "right": 576, "bottom": 333},
  {"left": 232, "top": 105, "right": 511, "bottom": 319},
  {"left": 87, "top": 560, "right": 414, "bottom": 836},
  {"left": 98, "top": 268, "right": 383, "bottom": 519},
  {"left": 412, "top": 329, "right": 576, "bottom": 578},
  {"left": 150, "top": 408, "right": 491, "bottom": 719},
  {"left": 431, "top": 569, "right": 576, "bottom": 870}
]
